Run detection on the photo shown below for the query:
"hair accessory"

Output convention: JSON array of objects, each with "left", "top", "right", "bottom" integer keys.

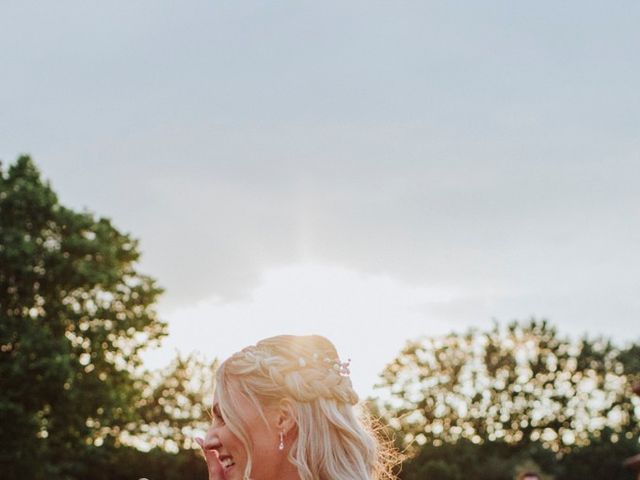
[
  {"left": 337, "top": 358, "right": 351, "bottom": 376},
  {"left": 297, "top": 354, "right": 352, "bottom": 376},
  {"left": 322, "top": 356, "right": 351, "bottom": 376},
  {"left": 278, "top": 431, "right": 285, "bottom": 451}
]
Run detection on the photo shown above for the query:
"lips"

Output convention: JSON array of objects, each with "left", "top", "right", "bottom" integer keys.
[{"left": 219, "top": 454, "right": 235, "bottom": 472}]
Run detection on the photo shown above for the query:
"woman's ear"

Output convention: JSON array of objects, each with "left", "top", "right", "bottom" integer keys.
[{"left": 275, "top": 398, "right": 297, "bottom": 435}]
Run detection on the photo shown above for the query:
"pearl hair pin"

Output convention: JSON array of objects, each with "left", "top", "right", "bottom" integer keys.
[
  {"left": 336, "top": 358, "right": 351, "bottom": 376},
  {"left": 296, "top": 355, "right": 352, "bottom": 376}
]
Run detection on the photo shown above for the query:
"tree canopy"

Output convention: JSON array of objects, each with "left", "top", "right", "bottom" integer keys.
[
  {"left": 375, "top": 320, "right": 640, "bottom": 454},
  {"left": 398, "top": 431, "right": 640, "bottom": 480},
  {"left": 0, "top": 156, "right": 167, "bottom": 479},
  {"left": 135, "top": 353, "right": 217, "bottom": 453}
]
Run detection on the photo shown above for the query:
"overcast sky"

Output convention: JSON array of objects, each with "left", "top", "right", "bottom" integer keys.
[{"left": 2, "top": 1, "right": 639, "bottom": 396}]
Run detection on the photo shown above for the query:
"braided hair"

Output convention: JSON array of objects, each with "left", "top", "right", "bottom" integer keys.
[{"left": 214, "top": 335, "right": 398, "bottom": 480}]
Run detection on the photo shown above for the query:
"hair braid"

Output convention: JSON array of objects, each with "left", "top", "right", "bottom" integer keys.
[{"left": 227, "top": 339, "right": 358, "bottom": 404}]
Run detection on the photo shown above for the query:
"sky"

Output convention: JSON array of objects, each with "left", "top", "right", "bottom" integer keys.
[{"left": 2, "top": 1, "right": 639, "bottom": 397}]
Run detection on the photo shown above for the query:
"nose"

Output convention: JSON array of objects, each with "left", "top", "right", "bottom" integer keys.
[{"left": 203, "top": 422, "right": 222, "bottom": 452}]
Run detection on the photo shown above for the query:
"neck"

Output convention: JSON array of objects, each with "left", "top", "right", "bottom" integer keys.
[{"left": 277, "top": 447, "right": 301, "bottom": 480}]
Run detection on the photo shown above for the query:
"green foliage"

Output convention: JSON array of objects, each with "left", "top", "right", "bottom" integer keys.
[
  {"left": 0, "top": 156, "right": 167, "bottom": 479},
  {"left": 399, "top": 439, "right": 541, "bottom": 480},
  {"left": 135, "top": 353, "right": 218, "bottom": 452},
  {"left": 557, "top": 429, "right": 639, "bottom": 480},
  {"left": 84, "top": 438, "right": 207, "bottom": 480},
  {"left": 399, "top": 433, "right": 639, "bottom": 480},
  {"left": 376, "top": 320, "right": 640, "bottom": 454}
]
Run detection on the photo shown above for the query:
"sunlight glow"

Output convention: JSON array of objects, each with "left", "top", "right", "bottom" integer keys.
[{"left": 141, "top": 263, "right": 461, "bottom": 398}]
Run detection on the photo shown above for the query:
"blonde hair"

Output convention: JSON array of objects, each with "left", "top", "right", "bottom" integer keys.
[{"left": 214, "top": 335, "right": 399, "bottom": 480}]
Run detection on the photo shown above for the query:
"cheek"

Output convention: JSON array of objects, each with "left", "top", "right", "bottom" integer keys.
[
  {"left": 217, "top": 427, "right": 247, "bottom": 465},
  {"left": 247, "top": 428, "right": 280, "bottom": 474}
]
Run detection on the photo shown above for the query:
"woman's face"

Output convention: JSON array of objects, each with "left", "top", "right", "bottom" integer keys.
[{"left": 204, "top": 386, "right": 286, "bottom": 480}]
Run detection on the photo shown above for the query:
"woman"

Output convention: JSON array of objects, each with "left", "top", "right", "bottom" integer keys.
[{"left": 196, "top": 334, "right": 398, "bottom": 480}]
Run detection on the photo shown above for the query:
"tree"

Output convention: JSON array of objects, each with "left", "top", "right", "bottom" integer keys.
[
  {"left": 557, "top": 428, "right": 640, "bottom": 480},
  {"left": 398, "top": 429, "right": 640, "bottom": 480},
  {"left": 0, "top": 156, "right": 167, "bottom": 479},
  {"left": 399, "top": 439, "right": 557, "bottom": 480},
  {"left": 375, "top": 320, "right": 640, "bottom": 454},
  {"left": 80, "top": 440, "right": 207, "bottom": 480},
  {"left": 135, "top": 353, "right": 218, "bottom": 453}
]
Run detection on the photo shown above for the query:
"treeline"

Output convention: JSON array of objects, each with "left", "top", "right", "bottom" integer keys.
[
  {"left": 399, "top": 431, "right": 639, "bottom": 480},
  {"left": 374, "top": 321, "right": 640, "bottom": 479},
  {"left": 40, "top": 441, "right": 205, "bottom": 480},
  {"left": 1, "top": 156, "right": 639, "bottom": 480},
  {"left": 374, "top": 320, "right": 640, "bottom": 479}
]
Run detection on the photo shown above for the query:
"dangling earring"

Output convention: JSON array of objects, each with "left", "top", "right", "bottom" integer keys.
[{"left": 278, "top": 431, "right": 285, "bottom": 451}]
